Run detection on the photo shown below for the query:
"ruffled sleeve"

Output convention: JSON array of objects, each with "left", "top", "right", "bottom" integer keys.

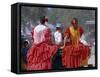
[
  {"left": 79, "top": 27, "right": 84, "bottom": 37},
  {"left": 45, "top": 28, "right": 52, "bottom": 44}
]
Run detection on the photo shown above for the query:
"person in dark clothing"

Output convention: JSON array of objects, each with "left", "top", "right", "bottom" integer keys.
[
  {"left": 21, "top": 40, "right": 29, "bottom": 70},
  {"left": 52, "top": 23, "right": 63, "bottom": 69}
]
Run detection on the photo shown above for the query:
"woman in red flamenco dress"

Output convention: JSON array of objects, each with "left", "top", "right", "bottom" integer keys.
[
  {"left": 62, "top": 18, "right": 91, "bottom": 68},
  {"left": 26, "top": 17, "right": 57, "bottom": 70}
]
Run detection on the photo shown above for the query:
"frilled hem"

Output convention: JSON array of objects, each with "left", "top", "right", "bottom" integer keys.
[
  {"left": 26, "top": 42, "right": 57, "bottom": 70},
  {"left": 62, "top": 43, "right": 90, "bottom": 68}
]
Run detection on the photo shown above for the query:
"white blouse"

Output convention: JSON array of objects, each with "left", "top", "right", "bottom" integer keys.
[{"left": 34, "top": 24, "right": 47, "bottom": 44}]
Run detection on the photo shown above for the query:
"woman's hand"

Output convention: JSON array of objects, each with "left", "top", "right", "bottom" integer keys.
[{"left": 60, "top": 46, "right": 65, "bottom": 49}]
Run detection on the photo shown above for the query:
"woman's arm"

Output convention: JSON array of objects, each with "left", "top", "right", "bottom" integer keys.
[
  {"left": 60, "top": 36, "right": 67, "bottom": 49},
  {"left": 61, "top": 28, "right": 70, "bottom": 49}
]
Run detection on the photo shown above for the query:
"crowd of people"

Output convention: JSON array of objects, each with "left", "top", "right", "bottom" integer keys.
[{"left": 21, "top": 16, "right": 93, "bottom": 71}]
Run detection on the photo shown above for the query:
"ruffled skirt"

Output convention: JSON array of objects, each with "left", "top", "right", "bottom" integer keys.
[
  {"left": 26, "top": 42, "right": 57, "bottom": 70},
  {"left": 62, "top": 43, "right": 90, "bottom": 68}
]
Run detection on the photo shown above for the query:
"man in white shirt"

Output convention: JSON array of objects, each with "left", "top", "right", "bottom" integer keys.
[
  {"left": 53, "top": 23, "right": 63, "bottom": 69},
  {"left": 54, "top": 24, "right": 62, "bottom": 46}
]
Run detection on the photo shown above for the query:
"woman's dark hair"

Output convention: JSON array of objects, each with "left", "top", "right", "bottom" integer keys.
[
  {"left": 71, "top": 18, "right": 78, "bottom": 25},
  {"left": 40, "top": 16, "right": 45, "bottom": 24}
]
